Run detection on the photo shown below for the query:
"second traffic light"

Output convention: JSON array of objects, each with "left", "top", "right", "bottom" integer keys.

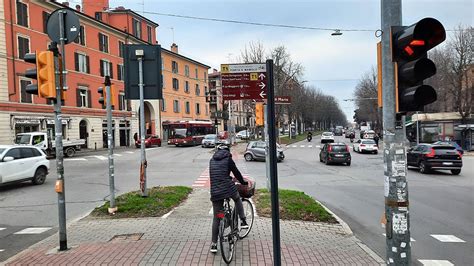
[
  {"left": 255, "top": 103, "right": 264, "bottom": 126},
  {"left": 98, "top": 85, "right": 118, "bottom": 109},
  {"left": 24, "top": 51, "right": 57, "bottom": 99},
  {"left": 392, "top": 17, "right": 446, "bottom": 112}
]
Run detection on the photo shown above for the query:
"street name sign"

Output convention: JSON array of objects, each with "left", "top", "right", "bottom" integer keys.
[{"left": 221, "top": 63, "right": 267, "bottom": 100}]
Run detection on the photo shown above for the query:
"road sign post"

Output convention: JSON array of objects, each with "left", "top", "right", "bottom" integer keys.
[{"left": 105, "top": 76, "right": 117, "bottom": 213}]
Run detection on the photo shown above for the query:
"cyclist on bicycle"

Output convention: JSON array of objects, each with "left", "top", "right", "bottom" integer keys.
[{"left": 209, "top": 144, "right": 249, "bottom": 253}]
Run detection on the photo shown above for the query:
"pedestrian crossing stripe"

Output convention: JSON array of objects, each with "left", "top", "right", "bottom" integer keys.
[
  {"left": 418, "top": 260, "right": 454, "bottom": 266},
  {"left": 0, "top": 249, "right": 4, "bottom": 252},
  {"left": 0, "top": 228, "right": 5, "bottom": 231},
  {"left": 430, "top": 235, "right": 465, "bottom": 243}
]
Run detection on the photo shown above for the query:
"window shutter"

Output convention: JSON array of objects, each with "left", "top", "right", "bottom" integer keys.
[
  {"left": 100, "top": 60, "right": 104, "bottom": 76},
  {"left": 126, "top": 100, "right": 131, "bottom": 111},
  {"left": 74, "top": 53, "right": 79, "bottom": 71},
  {"left": 76, "top": 89, "right": 82, "bottom": 107},
  {"left": 109, "top": 62, "right": 113, "bottom": 79},
  {"left": 87, "top": 90, "right": 92, "bottom": 108},
  {"left": 117, "top": 65, "right": 121, "bottom": 80},
  {"left": 118, "top": 95, "right": 123, "bottom": 110},
  {"left": 86, "top": 55, "right": 90, "bottom": 73},
  {"left": 98, "top": 33, "right": 103, "bottom": 51},
  {"left": 42, "top": 12, "right": 49, "bottom": 33}
]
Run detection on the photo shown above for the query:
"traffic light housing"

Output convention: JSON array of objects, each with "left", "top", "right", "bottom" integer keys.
[
  {"left": 255, "top": 103, "right": 264, "bottom": 126},
  {"left": 24, "top": 51, "right": 56, "bottom": 99},
  {"left": 392, "top": 17, "right": 446, "bottom": 112},
  {"left": 98, "top": 86, "right": 105, "bottom": 107},
  {"left": 98, "top": 85, "right": 118, "bottom": 109}
]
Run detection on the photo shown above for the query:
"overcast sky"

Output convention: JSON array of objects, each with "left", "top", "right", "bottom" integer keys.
[{"left": 72, "top": 0, "right": 472, "bottom": 121}]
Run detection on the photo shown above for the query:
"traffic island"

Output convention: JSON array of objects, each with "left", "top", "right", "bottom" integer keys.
[
  {"left": 90, "top": 186, "right": 192, "bottom": 219},
  {"left": 254, "top": 188, "right": 338, "bottom": 223}
]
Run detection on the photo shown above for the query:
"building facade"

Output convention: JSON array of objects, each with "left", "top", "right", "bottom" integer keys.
[{"left": 0, "top": 0, "right": 210, "bottom": 147}]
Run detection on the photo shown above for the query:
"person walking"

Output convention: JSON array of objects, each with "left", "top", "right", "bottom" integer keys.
[
  {"left": 209, "top": 144, "right": 248, "bottom": 253},
  {"left": 374, "top": 133, "right": 380, "bottom": 146}
]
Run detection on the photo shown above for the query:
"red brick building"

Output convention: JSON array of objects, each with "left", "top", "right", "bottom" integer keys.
[{"left": 0, "top": 0, "right": 210, "bottom": 147}]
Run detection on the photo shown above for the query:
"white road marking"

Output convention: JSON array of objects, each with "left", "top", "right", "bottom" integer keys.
[
  {"left": 418, "top": 260, "right": 454, "bottom": 266},
  {"left": 114, "top": 154, "right": 122, "bottom": 157},
  {"left": 124, "top": 151, "right": 134, "bottom": 154},
  {"left": 291, "top": 145, "right": 297, "bottom": 148},
  {"left": 430, "top": 235, "right": 465, "bottom": 243},
  {"left": 316, "top": 145, "right": 321, "bottom": 148},
  {"left": 161, "top": 210, "right": 173, "bottom": 219},
  {"left": 194, "top": 180, "right": 207, "bottom": 184},
  {"left": 192, "top": 184, "right": 205, "bottom": 187},
  {"left": 300, "top": 145, "right": 305, "bottom": 148},
  {"left": 308, "top": 145, "right": 313, "bottom": 148},
  {"left": 65, "top": 158, "right": 87, "bottom": 161},
  {"left": 0, "top": 228, "right": 6, "bottom": 231},
  {"left": 14, "top": 227, "right": 52, "bottom": 234},
  {"left": 92, "top": 156, "right": 107, "bottom": 161},
  {"left": 0, "top": 249, "right": 4, "bottom": 252},
  {"left": 197, "top": 178, "right": 208, "bottom": 181}
]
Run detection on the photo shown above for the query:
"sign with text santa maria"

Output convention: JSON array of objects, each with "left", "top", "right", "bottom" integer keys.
[{"left": 221, "top": 63, "right": 267, "bottom": 100}]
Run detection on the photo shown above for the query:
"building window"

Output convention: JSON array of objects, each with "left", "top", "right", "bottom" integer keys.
[
  {"left": 42, "top": 11, "right": 50, "bottom": 33},
  {"left": 196, "top": 103, "right": 201, "bottom": 115},
  {"left": 119, "top": 93, "right": 125, "bottom": 111},
  {"left": 76, "top": 87, "right": 90, "bottom": 108},
  {"left": 98, "top": 33, "right": 109, "bottom": 53},
  {"left": 185, "top": 81, "right": 190, "bottom": 93},
  {"left": 205, "top": 104, "right": 209, "bottom": 115},
  {"left": 16, "top": 1, "right": 28, "bottom": 27},
  {"left": 172, "top": 78, "right": 179, "bottom": 90},
  {"left": 117, "top": 64, "right": 124, "bottom": 80},
  {"left": 17, "top": 35, "right": 30, "bottom": 59},
  {"left": 74, "top": 25, "right": 86, "bottom": 45},
  {"left": 203, "top": 71, "right": 207, "bottom": 83},
  {"left": 195, "top": 68, "right": 198, "bottom": 78},
  {"left": 100, "top": 60, "right": 113, "bottom": 78},
  {"left": 185, "top": 65, "right": 190, "bottom": 77},
  {"left": 147, "top": 25, "right": 153, "bottom": 43},
  {"left": 133, "top": 18, "right": 141, "bottom": 39},
  {"left": 161, "top": 74, "right": 164, "bottom": 89},
  {"left": 161, "top": 98, "right": 166, "bottom": 112},
  {"left": 185, "top": 101, "right": 190, "bottom": 114},
  {"left": 75, "top": 52, "right": 90, "bottom": 73},
  {"left": 195, "top": 84, "right": 200, "bottom": 96},
  {"left": 119, "top": 41, "right": 125, "bottom": 57},
  {"left": 172, "top": 61, "right": 178, "bottom": 74},
  {"left": 95, "top": 12, "right": 102, "bottom": 21},
  {"left": 20, "top": 79, "right": 32, "bottom": 103},
  {"left": 173, "top": 100, "right": 180, "bottom": 113}
]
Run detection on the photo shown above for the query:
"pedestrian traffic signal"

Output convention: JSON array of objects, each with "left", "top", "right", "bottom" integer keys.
[
  {"left": 255, "top": 103, "right": 264, "bottom": 126},
  {"left": 24, "top": 51, "right": 57, "bottom": 99},
  {"left": 391, "top": 18, "right": 446, "bottom": 112}
]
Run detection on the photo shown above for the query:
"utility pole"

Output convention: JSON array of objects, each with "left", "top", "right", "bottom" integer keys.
[
  {"left": 137, "top": 51, "right": 148, "bottom": 197},
  {"left": 105, "top": 76, "right": 117, "bottom": 213},
  {"left": 381, "top": 1, "right": 411, "bottom": 264}
]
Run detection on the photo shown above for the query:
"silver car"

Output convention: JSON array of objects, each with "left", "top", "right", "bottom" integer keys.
[
  {"left": 244, "top": 141, "right": 284, "bottom": 162},
  {"left": 201, "top": 134, "right": 217, "bottom": 148}
]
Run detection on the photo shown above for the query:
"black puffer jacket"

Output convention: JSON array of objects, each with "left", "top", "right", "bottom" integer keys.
[{"left": 209, "top": 150, "right": 245, "bottom": 201}]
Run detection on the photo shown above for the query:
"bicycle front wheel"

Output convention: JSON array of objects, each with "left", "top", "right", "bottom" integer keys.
[
  {"left": 239, "top": 198, "right": 255, "bottom": 239},
  {"left": 219, "top": 218, "right": 235, "bottom": 264}
]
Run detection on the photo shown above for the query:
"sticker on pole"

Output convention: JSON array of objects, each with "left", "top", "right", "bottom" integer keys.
[{"left": 392, "top": 213, "right": 408, "bottom": 234}]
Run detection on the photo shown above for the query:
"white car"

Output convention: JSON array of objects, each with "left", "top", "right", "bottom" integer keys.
[
  {"left": 353, "top": 139, "right": 378, "bottom": 154},
  {"left": 321, "top": 132, "right": 335, "bottom": 143},
  {"left": 0, "top": 145, "right": 50, "bottom": 186},
  {"left": 236, "top": 130, "right": 252, "bottom": 139}
]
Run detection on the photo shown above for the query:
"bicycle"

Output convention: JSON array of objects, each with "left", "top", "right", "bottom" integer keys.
[{"left": 218, "top": 196, "right": 254, "bottom": 264}]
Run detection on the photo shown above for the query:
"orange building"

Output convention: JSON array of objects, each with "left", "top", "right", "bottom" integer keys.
[{"left": 0, "top": 0, "right": 210, "bottom": 147}]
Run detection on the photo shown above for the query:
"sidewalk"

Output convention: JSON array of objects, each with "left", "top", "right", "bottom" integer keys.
[{"left": 5, "top": 188, "right": 383, "bottom": 265}]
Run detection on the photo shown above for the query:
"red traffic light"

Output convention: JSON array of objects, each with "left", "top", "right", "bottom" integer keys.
[{"left": 393, "top": 18, "right": 446, "bottom": 61}]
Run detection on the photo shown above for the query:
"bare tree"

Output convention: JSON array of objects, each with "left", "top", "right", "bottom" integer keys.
[
  {"left": 353, "top": 67, "right": 381, "bottom": 130},
  {"left": 240, "top": 41, "right": 266, "bottom": 63}
]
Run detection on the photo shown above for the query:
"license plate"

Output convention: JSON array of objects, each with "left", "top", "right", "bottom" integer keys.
[
  {"left": 443, "top": 162, "right": 453, "bottom": 165},
  {"left": 335, "top": 154, "right": 344, "bottom": 157}
]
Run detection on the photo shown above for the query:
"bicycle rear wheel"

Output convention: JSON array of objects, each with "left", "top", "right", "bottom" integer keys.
[
  {"left": 239, "top": 198, "right": 255, "bottom": 239},
  {"left": 219, "top": 218, "right": 235, "bottom": 264}
]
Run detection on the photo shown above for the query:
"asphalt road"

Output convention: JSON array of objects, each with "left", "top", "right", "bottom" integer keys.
[
  {"left": 0, "top": 144, "right": 213, "bottom": 262},
  {"left": 1, "top": 137, "right": 472, "bottom": 265},
  {"left": 244, "top": 135, "right": 473, "bottom": 265}
]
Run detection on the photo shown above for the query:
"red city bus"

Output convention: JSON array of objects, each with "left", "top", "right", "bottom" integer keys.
[{"left": 164, "top": 121, "right": 214, "bottom": 147}]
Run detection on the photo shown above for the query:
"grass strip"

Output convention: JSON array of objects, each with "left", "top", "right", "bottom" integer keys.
[
  {"left": 254, "top": 188, "right": 337, "bottom": 223},
  {"left": 90, "top": 186, "right": 192, "bottom": 219}
]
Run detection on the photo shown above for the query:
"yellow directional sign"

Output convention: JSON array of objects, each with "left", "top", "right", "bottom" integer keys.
[
  {"left": 221, "top": 64, "right": 230, "bottom": 73},
  {"left": 250, "top": 73, "right": 258, "bottom": 81}
]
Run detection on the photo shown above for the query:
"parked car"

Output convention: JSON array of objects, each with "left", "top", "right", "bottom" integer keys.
[
  {"left": 433, "top": 141, "right": 464, "bottom": 155},
  {"left": 135, "top": 135, "right": 161, "bottom": 148},
  {"left": 319, "top": 143, "right": 351, "bottom": 166},
  {"left": 236, "top": 130, "right": 253, "bottom": 140},
  {"left": 0, "top": 145, "right": 50, "bottom": 186},
  {"left": 244, "top": 141, "right": 284, "bottom": 162},
  {"left": 353, "top": 139, "right": 378, "bottom": 154},
  {"left": 321, "top": 132, "right": 335, "bottom": 143},
  {"left": 334, "top": 128, "right": 343, "bottom": 136},
  {"left": 407, "top": 144, "right": 462, "bottom": 175},
  {"left": 201, "top": 134, "right": 217, "bottom": 148}
]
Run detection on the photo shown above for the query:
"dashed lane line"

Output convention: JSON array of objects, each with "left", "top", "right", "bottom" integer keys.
[
  {"left": 123, "top": 151, "right": 134, "bottom": 154},
  {"left": 418, "top": 260, "right": 454, "bottom": 266},
  {"left": 14, "top": 227, "right": 52, "bottom": 234},
  {"left": 65, "top": 158, "right": 87, "bottom": 161},
  {"left": 430, "top": 235, "right": 466, "bottom": 243}
]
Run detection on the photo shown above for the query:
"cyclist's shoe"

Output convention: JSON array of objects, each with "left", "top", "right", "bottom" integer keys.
[
  {"left": 210, "top": 243, "right": 218, "bottom": 253},
  {"left": 240, "top": 219, "right": 249, "bottom": 229}
]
